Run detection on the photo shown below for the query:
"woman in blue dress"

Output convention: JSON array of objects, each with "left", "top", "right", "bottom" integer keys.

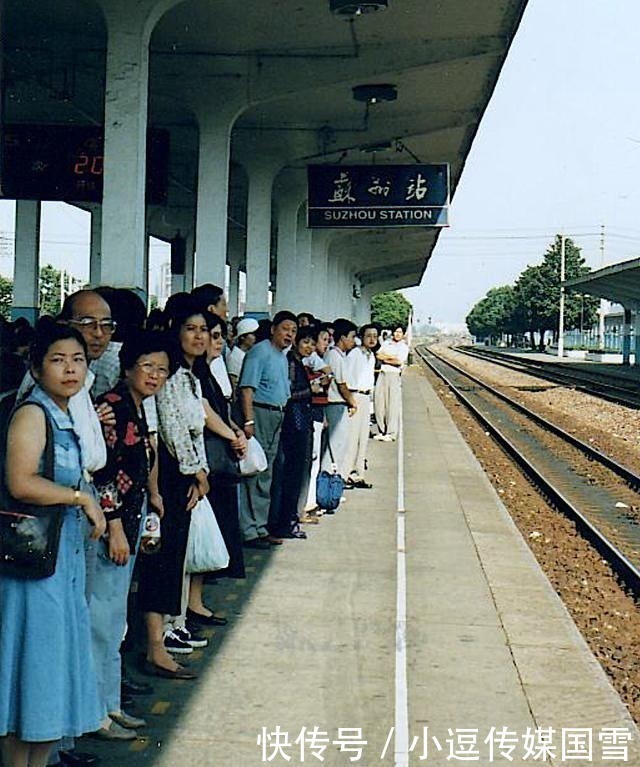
[{"left": 0, "top": 322, "right": 106, "bottom": 767}]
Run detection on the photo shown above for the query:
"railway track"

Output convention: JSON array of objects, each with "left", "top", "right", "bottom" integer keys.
[
  {"left": 454, "top": 345, "right": 640, "bottom": 410},
  {"left": 415, "top": 344, "right": 640, "bottom": 599}
]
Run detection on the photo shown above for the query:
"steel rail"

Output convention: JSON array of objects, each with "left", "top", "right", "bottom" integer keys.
[
  {"left": 415, "top": 345, "right": 640, "bottom": 599},
  {"left": 454, "top": 345, "right": 640, "bottom": 409},
  {"left": 423, "top": 346, "right": 640, "bottom": 490}
]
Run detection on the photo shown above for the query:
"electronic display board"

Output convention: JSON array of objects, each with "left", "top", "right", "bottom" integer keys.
[{"left": 0, "top": 124, "right": 169, "bottom": 204}]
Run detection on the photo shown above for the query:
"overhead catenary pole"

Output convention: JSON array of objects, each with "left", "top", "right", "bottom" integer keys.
[
  {"left": 557, "top": 234, "right": 566, "bottom": 359},
  {"left": 598, "top": 223, "right": 606, "bottom": 350}
]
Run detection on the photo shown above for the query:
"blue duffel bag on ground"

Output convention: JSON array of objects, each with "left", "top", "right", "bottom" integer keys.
[{"left": 316, "top": 440, "right": 344, "bottom": 511}]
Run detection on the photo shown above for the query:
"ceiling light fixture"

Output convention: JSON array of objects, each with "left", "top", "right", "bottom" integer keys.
[
  {"left": 352, "top": 84, "right": 397, "bottom": 105},
  {"left": 330, "top": 0, "right": 389, "bottom": 17}
]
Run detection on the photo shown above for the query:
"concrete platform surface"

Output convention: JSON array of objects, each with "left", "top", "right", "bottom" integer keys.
[{"left": 86, "top": 368, "right": 639, "bottom": 767}]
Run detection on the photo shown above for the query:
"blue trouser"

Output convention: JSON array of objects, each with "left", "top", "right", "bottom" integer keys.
[{"left": 89, "top": 517, "right": 142, "bottom": 715}]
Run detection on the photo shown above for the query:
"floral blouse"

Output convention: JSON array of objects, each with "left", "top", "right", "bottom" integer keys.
[
  {"left": 94, "top": 382, "right": 153, "bottom": 551},
  {"left": 156, "top": 366, "right": 209, "bottom": 476}
]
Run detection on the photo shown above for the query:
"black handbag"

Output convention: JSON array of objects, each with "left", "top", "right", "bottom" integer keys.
[
  {"left": 0, "top": 402, "right": 65, "bottom": 579},
  {"left": 204, "top": 433, "right": 241, "bottom": 482}
]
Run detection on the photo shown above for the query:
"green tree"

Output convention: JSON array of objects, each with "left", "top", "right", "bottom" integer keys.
[
  {"left": 514, "top": 236, "right": 598, "bottom": 350},
  {"left": 0, "top": 275, "right": 13, "bottom": 319},
  {"left": 39, "top": 264, "right": 62, "bottom": 317},
  {"left": 466, "top": 285, "right": 518, "bottom": 343},
  {"left": 371, "top": 291, "right": 412, "bottom": 329}
]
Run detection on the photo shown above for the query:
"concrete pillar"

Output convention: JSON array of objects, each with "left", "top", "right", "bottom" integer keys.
[
  {"left": 184, "top": 232, "right": 195, "bottom": 292},
  {"left": 273, "top": 197, "right": 303, "bottom": 313},
  {"left": 89, "top": 205, "right": 102, "bottom": 286},
  {"left": 622, "top": 307, "right": 632, "bottom": 365},
  {"left": 244, "top": 161, "right": 277, "bottom": 316},
  {"left": 355, "top": 283, "right": 372, "bottom": 326},
  {"left": 310, "top": 231, "right": 330, "bottom": 318},
  {"left": 194, "top": 107, "right": 241, "bottom": 287},
  {"left": 98, "top": 6, "right": 151, "bottom": 297},
  {"left": 228, "top": 258, "right": 240, "bottom": 318},
  {"left": 634, "top": 311, "right": 640, "bottom": 367},
  {"left": 11, "top": 200, "right": 41, "bottom": 323},
  {"left": 291, "top": 204, "right": 312, "bottom": 314}
]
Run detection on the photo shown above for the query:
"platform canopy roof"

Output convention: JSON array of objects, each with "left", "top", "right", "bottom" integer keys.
[
  {"left": 564, "top": 258, "right": 640, "bottom": 311},
  {"left": 3, "top": 0, "right": 529, "bottom": 291}
]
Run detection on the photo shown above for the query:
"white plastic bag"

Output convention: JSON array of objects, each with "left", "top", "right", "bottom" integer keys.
[
  {"left": 185, "top": 496, "right": 229, "bottom": 573},
  {"left": 239, "top": 436, "right": 268, "bottom": 476}
]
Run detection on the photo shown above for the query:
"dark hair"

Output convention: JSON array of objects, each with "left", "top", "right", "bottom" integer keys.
[
  {"left": 119, "top": 330, "right": 176, "bottom": 378},
  {"left": 272, "top": 310, "right": 298, "bottom": 328},
  {"left": 191, "top": 283, "right": 224, "bottom": 309},
  {"left": 146, "top": 308, "right": 166, "bottom": 332},
  {"left": 358, "top": 323, "right": 380, "bottom": 339},
  {"left": 163, "top": 292, "right": 192, "bottom": 328},
  {"left": 95, "top": 287, "right": 147, "bottom": 342},
  {"left": 295, "top": 325, "right": 315, "bottom": 345},
  {"left": 30, "top": 318, "right": 87, "bottom": 371},
  {"left": 309, "top": 323, "right": 327, "bottom": 343},
  {"left": 255, "top": 319, "right": 272, "bottom": 343},
  {"left": 393, "top": 324, "right": 406, "bottom": 334},
  {"left": 296, "top": 312, "right": 315, "bottom": 324},
  {"left": 333, "top": 318, "right": 357, "bottom": 343},
  {"left": 204, "top": 312, "right": 228, "bottom": 338}
]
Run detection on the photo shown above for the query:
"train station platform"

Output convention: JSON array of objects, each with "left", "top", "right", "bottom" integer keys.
[{"left": 89, "top": 368, "right": 640, "bottom": 767}]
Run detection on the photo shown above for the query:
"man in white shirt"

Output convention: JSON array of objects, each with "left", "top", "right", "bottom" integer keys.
[
  {"left": 226, "top": 317, "right": 259, "bottom": 388},
  {"left": 374, "top": 325, "right": 409, "bottom": 442},
  {"left": 344, "top": 323, "right": 378, "bottom": 487},
  {"left": 321, "top": 318, "right": 358, "bottom": 479}
]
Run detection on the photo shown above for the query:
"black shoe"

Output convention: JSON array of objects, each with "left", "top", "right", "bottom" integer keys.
[
  {"left": 121, "top": 676, "right": 154, "bottom": 697},
  {"left": 58, "top": 751, "right": 99, "bottom": 767},
  {"left": 281, "top": 530, "right": 308, "bottom": 539},
  {"left": 243, "top": 537, "right": 270, "bottom": 550},
  {"left": 187, "top": 607, "right": 228, "bottom": 626}
]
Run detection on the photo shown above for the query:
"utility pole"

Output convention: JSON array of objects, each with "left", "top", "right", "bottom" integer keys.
[
  {"left": 598, "top": 224, "right": 605, "bottom": 349},
  {"left": 557, "top": 234, "right": 566, "bottom": 359}
]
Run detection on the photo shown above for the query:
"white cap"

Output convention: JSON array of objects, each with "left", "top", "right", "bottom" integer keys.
[{"left": 236, "top": 317, "right": 259, "bottom": 337}]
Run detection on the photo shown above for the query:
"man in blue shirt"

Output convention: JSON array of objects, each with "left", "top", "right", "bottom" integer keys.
[{"left": 238, "top": 311, "right": 297, "bottom": 547}]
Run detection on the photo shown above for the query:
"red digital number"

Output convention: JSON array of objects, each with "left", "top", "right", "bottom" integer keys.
[
  {"left": 73, "top": 154, "right": 89, "bottom": 175},
  {"left": 90, "top": 155, "right": 103, "bottom": 176}
]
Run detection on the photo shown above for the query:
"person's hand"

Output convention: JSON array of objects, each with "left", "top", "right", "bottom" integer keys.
[
  {"left": 81, "top": 495, "right": 107, "bottom": 540},
  {"left": 108, "top": 523, "right": 130, "bottom": 566},
  {"left": 186, "top": 482, "right": 200, "bottom": 511},
  {"left": 195, "top": 469, "right": 209, "bottom": 498},
  {"left": 95, "top": 402, "right": 116, "bottom": 426},
  {"left": 230, "top": 430, "right": 248, "bottom": 458},
  {"left": 348, "top": 403, "right": 358, "bottom": 417},
  {"left": 243, "top": 423, "right": 255, "bottom": 440},
  {"left": 149, "top": 491, "right": 165, "bottom": 519}
]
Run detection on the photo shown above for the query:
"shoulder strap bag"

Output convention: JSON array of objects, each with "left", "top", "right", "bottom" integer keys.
[{"left": 0, "top": 401, "right": 66, "bottom": 579}]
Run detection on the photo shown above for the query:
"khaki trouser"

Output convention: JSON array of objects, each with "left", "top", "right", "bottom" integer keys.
[
  {"left": 343, "top": 392, "right": 371, "bottom": 477},
  {"left": 374, "top": 370, "right": 402, "bottom": 438}
]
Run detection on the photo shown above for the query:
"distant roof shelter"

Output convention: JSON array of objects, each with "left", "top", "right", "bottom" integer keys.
[{"left": 564, "top": 257, "right": 640, "bottom": 311}]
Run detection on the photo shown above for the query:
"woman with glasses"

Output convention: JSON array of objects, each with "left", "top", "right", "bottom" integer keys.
[
  {"left": 90, "top": 331, "right": 173, "bottom": 737},
  {"left": 136, "top": 300, "right": 210, "bottom": 679}
]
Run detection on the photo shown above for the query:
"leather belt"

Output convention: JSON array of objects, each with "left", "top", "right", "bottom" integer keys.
[
  {"left": 350, "top": 389, "right": 371, "bottom": 395},
  {"left": 254, "top": 401, "right": 286, "bottom": 412}
]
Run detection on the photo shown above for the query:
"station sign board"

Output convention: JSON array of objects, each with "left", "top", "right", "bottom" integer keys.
[
  {"left": 307, "top": 163, "right": 449, "bottom": 228},
  {"left": 0, "top": 124, "right": 170, "bottom": 204}
]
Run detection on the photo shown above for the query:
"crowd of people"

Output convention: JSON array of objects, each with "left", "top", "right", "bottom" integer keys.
[{"left": 0, "top": 284, "right": 409, "bottom": 767}]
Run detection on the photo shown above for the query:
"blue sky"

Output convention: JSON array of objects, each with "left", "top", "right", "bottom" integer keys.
[
  {"left": 2, "top": 0, "right": 640, "bottom": 325},
  {"left": 405, "top": 0, "right": 640, "bottom": 327}
]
